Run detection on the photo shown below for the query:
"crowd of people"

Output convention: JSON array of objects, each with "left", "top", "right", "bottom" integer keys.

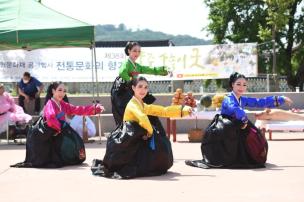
[{"left": 4, "top": 41, "right": 303, "bottom": 178}]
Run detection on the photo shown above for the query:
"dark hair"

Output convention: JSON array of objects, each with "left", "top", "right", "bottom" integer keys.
[
  {"left": 229, "top": 72, "right": 246, "bottom": 88},
  {"left": 131, "top": 76, "right": 148, "bottom": 87},
  {"left": 124, "top": 41, "right": 140, "bottom": 56},
  {"left": 23, "top": 72, "right": 31, "bottom": 78},
  {"left": 44, "top": 81, "right": 64, "bottom": 105}
]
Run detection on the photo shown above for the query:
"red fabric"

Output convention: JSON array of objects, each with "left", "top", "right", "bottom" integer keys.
[
  {"left": 130, "top": 71, "right": 139, "bottom": 76},
  {"left": 246, "top": 127, "right": 268, "bottom": 163}
]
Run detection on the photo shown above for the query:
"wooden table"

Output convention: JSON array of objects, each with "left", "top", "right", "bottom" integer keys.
[
  {"left": 166, "top": 111, "right": 218, "bottom": 142},
  {"left": 255, "top": 119, "right": 304, "bottom": 140},
  {"left": 166, "top": 110, "right": 262, "bottom": 142}
]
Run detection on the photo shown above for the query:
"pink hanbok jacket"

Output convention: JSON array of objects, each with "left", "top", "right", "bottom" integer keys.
[
  {"left": 0, "top": 92, "right": 15, "bottom": 114},
  {"left": 0, "top": 92, "right": 32, "bottom": 133},
  {"left": 44, "top": 99, "right": 100, "bottom": 133}
]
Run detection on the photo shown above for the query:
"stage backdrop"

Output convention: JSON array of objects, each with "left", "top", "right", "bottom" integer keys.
[{"left": 0, "top": 43, "right": 257, "bottom": 82}]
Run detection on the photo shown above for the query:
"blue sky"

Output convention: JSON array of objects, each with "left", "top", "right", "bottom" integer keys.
[{"left": 42, "top": 0, "right": 211, "bottom": 39}]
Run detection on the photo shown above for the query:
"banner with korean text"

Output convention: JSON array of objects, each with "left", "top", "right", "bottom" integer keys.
[{"left": 0, "top": 43, "right": 257, "bottom": 82}]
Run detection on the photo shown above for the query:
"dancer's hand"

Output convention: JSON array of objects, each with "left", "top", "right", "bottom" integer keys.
[
  {"left": 241, "top": 123, "right": 248, "bottom": 129},
  {"left": 95, "top": 104, "right": 105, "bottom": 114},
  {"left": 241, "top": 120, "right": 248, "bottom": 129},
  {"left": 284, "top": 96, "right": 293, "bottom": 106},
  {"left": 167, "top": 71, "right": 173, "bottom": 77}
]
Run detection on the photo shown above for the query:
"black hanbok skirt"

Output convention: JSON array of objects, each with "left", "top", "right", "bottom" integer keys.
[
  {"left": 185, "top": 114, "right": 268, "bottom": 169},
  {"left": 11, "top": 117, "right": 86, "bottom": 168},
  {"left": 91, "top": 119, "right": 173, "bottom": 179}
]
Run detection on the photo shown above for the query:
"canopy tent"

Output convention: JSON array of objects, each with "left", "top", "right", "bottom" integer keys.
[
  {"left": 0, "top": 0, "right": 94, "bottom": 50},
  {"left": 0, "top": 0, "right": 102, "bottom": 139},
  {"left": 0, "top": 0, "right": 99, "bottom": 94},
  {"left": 0, "top": 0, "right": 99, "bottom": 96}
]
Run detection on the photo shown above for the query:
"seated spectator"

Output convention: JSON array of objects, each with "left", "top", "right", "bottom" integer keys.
[
  {"left": 18, "top": 72, "right": 44, "bottom": 114},
  {"left": 0, "top": 83, "right": 32, "bottom": 134}
]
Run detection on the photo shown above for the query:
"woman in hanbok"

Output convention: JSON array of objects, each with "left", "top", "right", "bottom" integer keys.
[
  {"left": 11, "top": 82, "right": 104, "bottom": 168},
  {"left": 92, "top": 76, "right": 192, "bottom": 179},
  {"left": 186, "top": 72, "right": 292, "bottom": 169},
  {"left": 0, "top": 84, "right": 32, "bottom": 135},
  {"left": 221, "top": 72, "right": 291, "bottom": 166},
  {"left": 220, "top": 72, "right": 292, "bottom": 125},
  {"left": 111, "top": 41, "right": 169, "bottom": 125}
]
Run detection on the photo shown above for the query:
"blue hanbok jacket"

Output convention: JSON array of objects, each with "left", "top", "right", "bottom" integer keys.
[{"left": 221, "top": 92, "right": 285, "bottom": 123}]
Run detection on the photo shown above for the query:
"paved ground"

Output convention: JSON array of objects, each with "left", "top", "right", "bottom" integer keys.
[{"left": 0, "top": 132, "right": 304, "bottom": 202}]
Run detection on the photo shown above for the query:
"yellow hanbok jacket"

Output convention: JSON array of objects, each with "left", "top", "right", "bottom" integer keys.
[{"left": 123, "top": 97, "right": 191, "bottom": 136}]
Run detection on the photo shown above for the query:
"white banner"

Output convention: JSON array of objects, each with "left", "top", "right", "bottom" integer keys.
[{"left": 0, "top": 43, "right": 257, "bottom": 82}]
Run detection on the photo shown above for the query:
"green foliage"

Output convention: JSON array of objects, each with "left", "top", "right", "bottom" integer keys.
[
  {"left": 205, "top": 0, "right": 268, "bottom": 43},
  {"left": 203, "top": 79, "right": 212, "bottom": 89},
  {"left": 205, "top": 0, "right": 304, "bottom": 89},
  {"left": 95, "top": 24, "right": 212, "bottom": 46}
]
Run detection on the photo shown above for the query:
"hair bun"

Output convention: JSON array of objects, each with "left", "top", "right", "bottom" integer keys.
[
  {"left": 124, "top": 41, "right": 139, "bottom": 56},
  {"left": 229, "top": 72, "right": 246, "bottom": 88},
  {"left": 229, "top": 72, "right": 238, "bottom": 83}
]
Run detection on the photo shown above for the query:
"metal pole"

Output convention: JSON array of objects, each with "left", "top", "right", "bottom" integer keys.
[
  {"left": 93, "top": 45, "right": 99, "bottom": 97},
  {"left": 90, "top": 44, "right": 101, "bottom": 143},
  {"left": 6, "top": 120, "right": 9, "bottom": 144},
  {"left": 93, "top": 45, "right": 102, "bottom": 143},
  {"left": 272, "top": 40, "right": 276, "bottom": 83},
  {"left": 91, "top": 44, "right": 95, "bottom": 101},
  {"left": 272, "top": 26, "right": 277, "bottom": 91},
  {"left": 272, "top": 38, "right": 276, "bottom": 78},
  {"left": 257, "top": 40, "right": 276, "bottom": 91},
  {"left": 266, "top": 74, "right": 270, "bottom": 92}
]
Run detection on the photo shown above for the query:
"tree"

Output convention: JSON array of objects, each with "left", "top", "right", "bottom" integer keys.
[
  {"left": 204, "top": 0, "right": 304, "bottom": 90},
  {"left": 117, "top": 23, "right": 127, "bottom": 31}
]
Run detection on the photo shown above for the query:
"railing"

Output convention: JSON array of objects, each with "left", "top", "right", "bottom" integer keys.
[{"left": 2, "top": 76, "right": 295, "bottom": 95}]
